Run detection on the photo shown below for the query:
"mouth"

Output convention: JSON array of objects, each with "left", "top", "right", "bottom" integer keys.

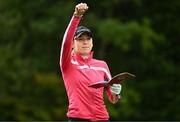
[{"left": 82, "top": 47, "right": 89, "bottom": 49}]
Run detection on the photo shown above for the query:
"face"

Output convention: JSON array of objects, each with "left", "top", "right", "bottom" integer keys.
[{"left": 73, "top": 34, "right": 93, "bottom": 56}]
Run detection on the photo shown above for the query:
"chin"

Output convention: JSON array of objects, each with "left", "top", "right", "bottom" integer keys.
[{"left": 81, "top": 52, "right": 90, "bottom": 55}]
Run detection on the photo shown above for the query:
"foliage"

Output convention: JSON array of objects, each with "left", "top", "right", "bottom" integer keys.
[{"left": 0, "top": 45, "right": 67, "bottom": 120}]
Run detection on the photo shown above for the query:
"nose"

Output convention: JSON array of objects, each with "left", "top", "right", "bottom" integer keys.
[
  {"left": 82, "top": 39, "right": 90, "bottom": 44},
  {"left": 83, "top": 39, "right": 88, "bottom": 43}
]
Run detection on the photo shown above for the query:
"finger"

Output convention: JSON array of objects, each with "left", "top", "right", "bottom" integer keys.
[
  {"left": 84, "top": 5, "right": 88, "bottom": 10},
  {"left": 80, "top": 3, "right": 87, "bottom": 9},
  {"left": 84, "top": 4, "right": 88, "bottom": 9}
]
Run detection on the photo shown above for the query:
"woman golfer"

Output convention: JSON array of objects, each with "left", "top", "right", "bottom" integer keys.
[{"left": 60, "top": 3, "right": 121, "bottom": 122}]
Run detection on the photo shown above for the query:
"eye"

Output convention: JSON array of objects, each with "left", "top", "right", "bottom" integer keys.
[
  {"left": 77, "top": 38, "right": 83, "bottom": 41},
  {"left": 87, "top": 37, "right": 91, "bottom": 40}
]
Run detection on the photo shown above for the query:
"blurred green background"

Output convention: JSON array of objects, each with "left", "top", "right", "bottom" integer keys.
[{"left": 0, "top": 0, "right": 179, "bottom": 121}]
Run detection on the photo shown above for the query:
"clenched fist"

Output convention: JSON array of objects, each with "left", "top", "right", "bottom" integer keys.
[{"left": 74, "top": 3, "right": 89, "bottom": 17}]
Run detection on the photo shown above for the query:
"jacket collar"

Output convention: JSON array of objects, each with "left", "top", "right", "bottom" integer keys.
[{"left": 73, "top": 52, "right": 94, "bottom": 62}]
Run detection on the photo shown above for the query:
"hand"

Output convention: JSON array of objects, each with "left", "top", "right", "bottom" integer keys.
[
  {"left": 110, "top": 84, "right": 122, "bottom": 95},
  {"left": 112, "top": 94, "right": 121, "bottom": 104},
  {"left": 74, "top": 3, "right": 89, "bottom": 17}
]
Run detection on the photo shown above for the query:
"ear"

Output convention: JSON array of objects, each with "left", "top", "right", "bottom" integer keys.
[{"left": 91, "top": 39, "right": 93, "bottom": 48}]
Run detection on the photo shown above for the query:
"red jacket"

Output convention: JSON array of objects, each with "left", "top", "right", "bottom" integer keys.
[{"left": 60, "top": 16, "right": 114, "bottom": 121}]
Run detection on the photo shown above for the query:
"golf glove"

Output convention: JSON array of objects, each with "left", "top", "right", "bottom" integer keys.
[{"left": 110, "top": 84, "right": 122, "bottom": 95}]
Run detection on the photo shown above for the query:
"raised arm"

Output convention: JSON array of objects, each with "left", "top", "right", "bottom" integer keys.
[{"left": 60, "top": 3, "right": 89, "bottom": 72}]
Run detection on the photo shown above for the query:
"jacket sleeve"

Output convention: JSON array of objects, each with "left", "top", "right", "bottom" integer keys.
[
  {"left": 104, "top": 62, "right": 120, "bottom": 104},
  {"left": 60, "top": 16, "right": 81, "bottom": 73}
]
